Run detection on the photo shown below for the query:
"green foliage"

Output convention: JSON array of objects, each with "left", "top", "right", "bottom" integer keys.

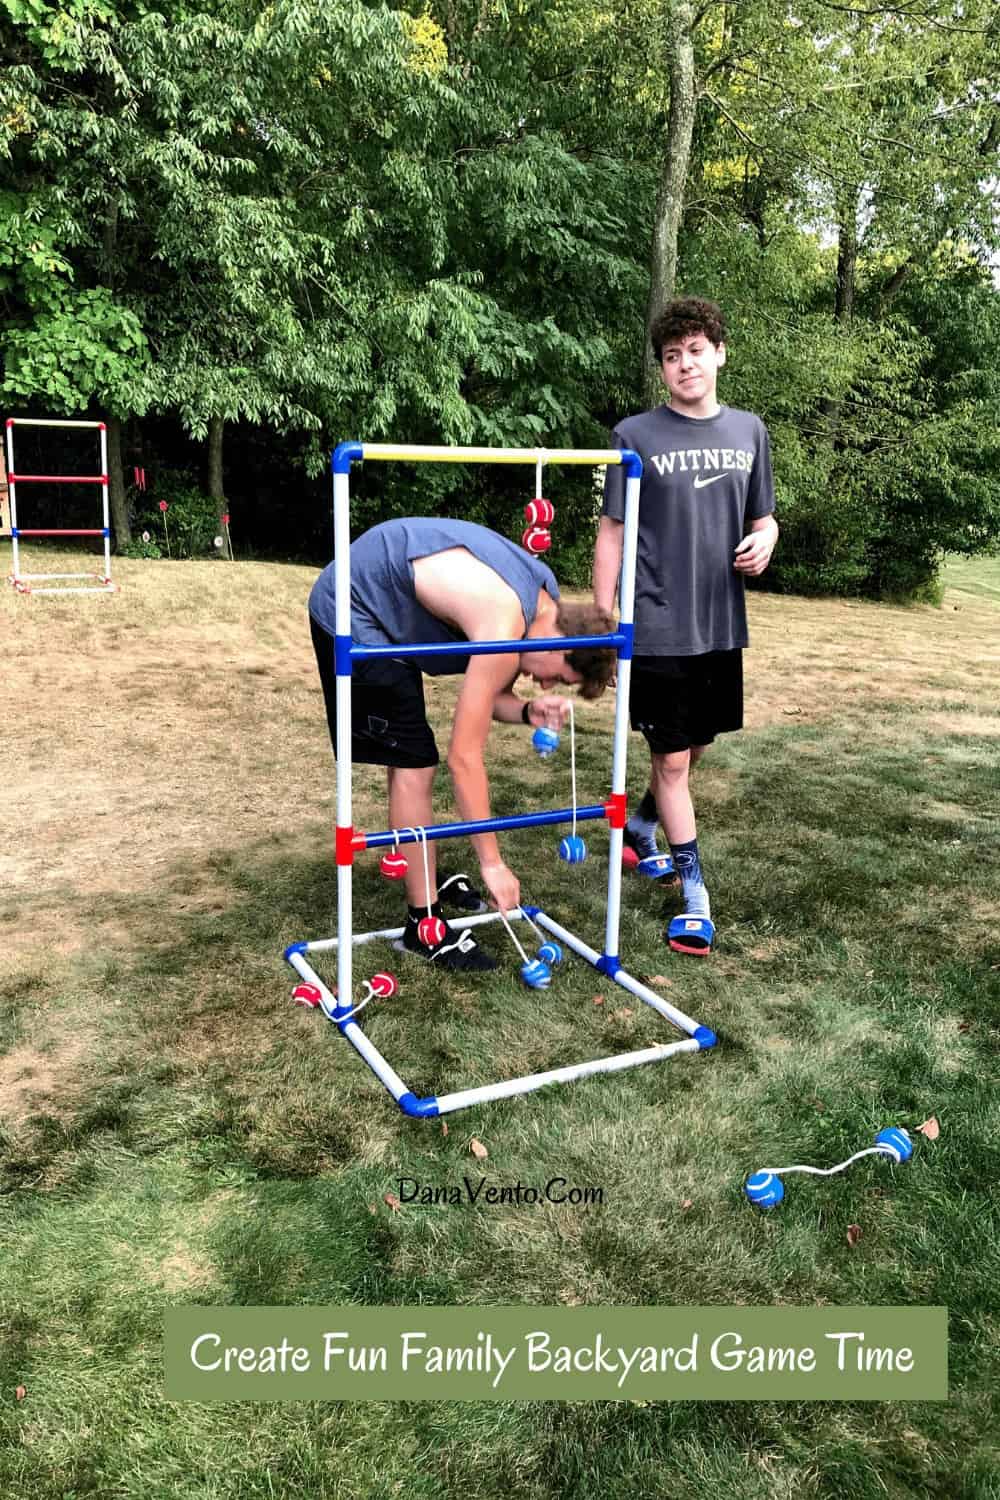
[
  {"left": 0, "top": 0, "right": 997, "bottom": 594},
  {"left": 132, "top": 470, "right": 220, "bottom": 557}
]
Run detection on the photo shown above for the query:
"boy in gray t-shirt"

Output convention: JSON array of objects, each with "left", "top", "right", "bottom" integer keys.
[{"left": 594, "top": 297, "right": 778, "bottom": 956}]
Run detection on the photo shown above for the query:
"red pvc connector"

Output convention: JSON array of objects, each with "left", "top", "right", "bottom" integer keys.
[
  {"left": 604, "top": 793, "right": 627, "bottom": 829},
  {"left": 335, "top": 825, "right": 356, "bottom": 865}
]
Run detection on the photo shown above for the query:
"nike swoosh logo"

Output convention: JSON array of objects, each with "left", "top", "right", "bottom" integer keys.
[{"left": 692, "top": 474, "right": 726, "bottom": 489}]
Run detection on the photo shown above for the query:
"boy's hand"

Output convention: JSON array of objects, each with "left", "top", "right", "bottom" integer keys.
[
  {"left": 480, "top": 860, "right": 520, "bottom": 914},
  {"left": 733, "top": 531, "right": 776, "bottom": 576},
  {"left": 525, "top": 695, "right": 572, "bottom": 730}
]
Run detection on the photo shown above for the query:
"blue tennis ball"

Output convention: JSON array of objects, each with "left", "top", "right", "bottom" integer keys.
[
  {"left": 745, "top": 1171, "right": 785, "bottom": 1208},
  {"left": 520, "top": 959, "right": 551, "bottom": 990},
  {"left": 558, "top": 835, "right": 587, "bottom": 864},
  {"left": 875, "top": 1127, "right": 913, "bottom": 1163},
  {"left": 532, "top": 727, "right": 560, "bottom": 758},
  {"left": 538, "top": 941, "right": 563, "bottom": 966}
]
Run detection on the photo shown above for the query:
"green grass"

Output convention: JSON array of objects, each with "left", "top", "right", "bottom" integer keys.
[{"left": 2, "top": 547, "right": 1000, "bottom": 1497}]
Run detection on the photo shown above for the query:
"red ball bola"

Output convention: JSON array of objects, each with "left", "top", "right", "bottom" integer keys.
[
  {"left": 380, "top": 851, "right": 408, "bottom": 879},
  {"left": 522, "top": 524, "right": 552, "bottom": 554},
  {"left": 369, "top": 971, "right": 398, "bottom": 998},
  {"left": 524, "top": 498, "right": 555, "bottom": 526},
  {"left": 417, "top": 915, "right": 447, "bottom": 947}
]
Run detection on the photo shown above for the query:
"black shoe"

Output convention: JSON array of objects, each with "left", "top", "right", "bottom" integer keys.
[
  {"left": 394, "top": 917, "right": 498, "bottom": 971},
  {"left": 437, "top": 872, "right": 488, "bottom": 914}
]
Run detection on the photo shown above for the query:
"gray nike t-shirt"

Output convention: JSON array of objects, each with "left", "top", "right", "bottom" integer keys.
[
  {"left": 602, "top": 403, "right": 775, "bottom": 655},
  {"left": 309, "top": 517, "right": 559, "bottom": 674}
]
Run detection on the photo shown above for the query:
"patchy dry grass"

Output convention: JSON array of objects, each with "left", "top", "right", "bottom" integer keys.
[{"left": 1, "top": 542, "right": 999, "bottom": 1499}]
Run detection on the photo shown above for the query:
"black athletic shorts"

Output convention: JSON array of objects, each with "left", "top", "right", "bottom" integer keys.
[
  {"left": 629, "top": 649, "right": 744, "bottom": 754},
  {"left": 311, "top": 616, "right": 440, "bottom": 769}
]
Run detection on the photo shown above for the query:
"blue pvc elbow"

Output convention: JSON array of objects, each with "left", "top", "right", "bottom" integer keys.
[
  {"left": 620, "top": 447, "right": 643, "bottom": 481},
  {"left": 398, "top": 1092, "right": 440, "bottom": 1118},
  {"left": 694, "top": 1026, "right": 717, "bottom": 1049},
  {"left": 332, "top": 441, "right": 363, "bottom": 474},
  {"left": 284, "top": 942, "right": 308, "bottom": 960}
]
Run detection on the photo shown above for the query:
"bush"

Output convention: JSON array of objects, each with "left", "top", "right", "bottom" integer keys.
[{"left": 131, "top": 470, "right": 222, "bottom": 558}]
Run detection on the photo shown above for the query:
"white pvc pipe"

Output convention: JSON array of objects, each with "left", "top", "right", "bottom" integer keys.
[
  {"left": 99, "top": 424, "right": 111, "bottom": 582},
  {"left": 300, "top": 909, "right": 510, "bottom": 953},
  {"left": 333, "top": 467, "right": 354, "bottom": 1014},
  {"left": 605, "top": 467, "right": 641, "bottom": 960},
  {"left": 6, "top": 421, "right": 20, "bottom": 584},
  {"left": 531, "top": 910, "right": 701, "bottom": 1036},
  {"left": 434, "top": 1038, "right": 700, "bottom": 1114}
]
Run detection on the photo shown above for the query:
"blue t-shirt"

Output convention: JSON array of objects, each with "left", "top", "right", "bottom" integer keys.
[
  {"left": 603, "top": 403, "right": 775, "bottom": 655},
  {"left": 309, "top": 518, "right": 560, "bottom": 674}
]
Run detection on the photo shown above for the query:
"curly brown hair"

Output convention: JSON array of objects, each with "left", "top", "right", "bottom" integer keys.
[
  {"left": 650, "top": 297, "right": 727, "bottom": 363},
  {"left": 555, "top": 601, "right": 618, "bottom": 700}
]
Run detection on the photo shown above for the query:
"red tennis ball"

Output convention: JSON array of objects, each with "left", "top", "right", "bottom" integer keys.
[
  {"left": 380, "top": 851, "right": 408, "bottom": 879},
  {"left": 291, "top": 982, "right": 323, "bottom": 1009},
  {"left": 522, "top": 525, "right": 551, "bottom": 554},
  {"left": 369, "top": 971, "right": 398, "bottom": 998},
  {"left": 524, "top": 498, "right": 555, "bottom": 526},
  {"left": 622, "top": 846, "right": 640, "bottom": 870},
  {"left": 417, "top": 915, "right": 447, "bottom": 947}
]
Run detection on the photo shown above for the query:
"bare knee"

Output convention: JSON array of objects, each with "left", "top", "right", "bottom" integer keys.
[{"left": 651, "top": 750, "right": 692, "bottom": 788}]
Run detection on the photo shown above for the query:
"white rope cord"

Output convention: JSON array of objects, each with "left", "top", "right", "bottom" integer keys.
[
  {"left": 496, "top": 907, "right": 530, "bottom": 963},
  {"left": 518, "top": 907, "right": 548, "bottom": 945},
  {"left": 404, "top": 825, "right": 433, "bottom": 918},
  {"left": 568, "top": 699, "right": 578, "bottom": 839},
  {"left": 757, "top": 1146, "right": 893, "bottom": 1179},
  {"left": 335, "top": 980, "right": 378, "bottom": 1023},
  {"left": 535, "top": 452, "right": 544, "bottom": 498}
]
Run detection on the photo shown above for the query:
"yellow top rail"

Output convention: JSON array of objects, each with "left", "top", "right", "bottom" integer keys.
[{"left": 359, "top": 443, "right": 623, "bottom": 466}]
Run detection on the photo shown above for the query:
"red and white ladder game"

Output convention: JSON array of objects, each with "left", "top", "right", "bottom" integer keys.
[{"left": 5, "top": 417, "right": 116, "bottom": 596}]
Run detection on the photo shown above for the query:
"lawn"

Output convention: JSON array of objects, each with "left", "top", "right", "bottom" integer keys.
[{"left": 1, "top": 543, "right": 999, "bottom": 1498}]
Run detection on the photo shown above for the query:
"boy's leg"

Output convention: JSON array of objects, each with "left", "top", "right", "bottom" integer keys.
[{"left": 387, "top": 765, "right": 438, "bottom": 908}]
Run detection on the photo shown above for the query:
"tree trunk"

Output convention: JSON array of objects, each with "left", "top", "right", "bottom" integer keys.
[
  {"left": 106, "top": 415, "right": 131, "bottom": 547},
  {"left": 642, "top": 0, "right": 698, "bottom": 409},
  {"left": 207, "top": 415, "right": 225, "bottom": 501},
  {"left": 820, "top": 195, "right": 858, "bottom": 440}
]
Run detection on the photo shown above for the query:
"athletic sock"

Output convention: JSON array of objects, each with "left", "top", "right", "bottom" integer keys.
[
  {"left": 407, "top": 901, "right": 444, "bottom": 923},
  {"left": 668, "top": 837, "right": 711, "bottom": 919},
  {"left": 626, "top": 789, "right": 659, "bottom": 842}
]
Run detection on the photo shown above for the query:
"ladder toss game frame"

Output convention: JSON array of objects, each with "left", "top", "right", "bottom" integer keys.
[
  {"left": 5, "top": 418, "right": 115, "bottom": 596},
  {"left": 284, "top": 441, "right": 717, "bottom": 1117}
]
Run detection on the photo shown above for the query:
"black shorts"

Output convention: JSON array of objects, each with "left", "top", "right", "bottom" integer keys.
[
  {"left": 629, "top": 650, "right": 743, "bottom": 754},
  {"left": 311, "top": 616, "right": 440, "bottom": 769}
]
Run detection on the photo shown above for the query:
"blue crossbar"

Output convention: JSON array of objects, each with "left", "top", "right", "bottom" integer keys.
[
  {"left": 352, "top": 632, "right": 624, "bottom": 662},
  {"left": 363, "top": 804, "right": 607, "bottom": 849}
]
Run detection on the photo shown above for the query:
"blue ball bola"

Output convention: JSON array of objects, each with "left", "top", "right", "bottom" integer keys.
[
  {"left": 520, "top": 959, "right": 552, "bottom": 990},
  {"left": 532, "top": 726, "right": 560, "bottom": 759},
  {"left": 558, "top": 835, "right": 587, "bottom": 864},
  {"left": 537, "top": 941, "right": 563, "bottom": 966},
  {"left": 745, "top": 1171, "right": 785, "bottom": 1209},
  {"left": 875, "top": 1127, "right": 913, "bottom": 1163}
]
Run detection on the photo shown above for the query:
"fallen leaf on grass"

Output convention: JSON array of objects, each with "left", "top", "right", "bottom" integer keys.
[
  {"left": 441, "top": 1121, "right": 449, "bottom": 1137},
  {"left": 957, "top": 1021, "right": 972, "bottom": 1034},
  {"left": 649, "top": 975, "right": 673, "bottom": 986},
  {"left": 470, "top": 1138, "right": 488, "bottom": 1160},
  {"left": 367, "top": 1204, "right": 377, "bottom": 1215},
  {"left": 15, "top": 1386, "right": 26, "bottom": 1402},
  {"left": 782, "top": 705, "right": 802, "bottom": 715},
  {"left": 918, "top": 1117, "right": 940, "bottom": 1140},
  {"left": 617, "top": 1007, "right": 634, "bottom": 1018},
  {"left": 384, "top": 1193, "right": 402, "bottom": 1212},
  {"left": 846, "top": 1224, "right": 863, "bottom": 1248},
  {"left": 592, "top": 994, "right": 605, "bottom": 1006},
  {"left": 681, "top": 1199, "right": 693, "bottom": 1211}
]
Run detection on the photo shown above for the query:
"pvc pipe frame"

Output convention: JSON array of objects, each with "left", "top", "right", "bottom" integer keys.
[
  {"left": 5, "top": 419, "right": 113, "bottom": 594},
  {"left": 285, "top": 441, "right": 717, "bottom": 1117}
]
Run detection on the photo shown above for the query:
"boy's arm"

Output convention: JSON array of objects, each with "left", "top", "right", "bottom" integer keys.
[
  {"left": 734, "top": 420, "right": 778, "bottom": 576},
  {"left": 593, "top": 514, "right": 624, "bottom": 613},
  {"left": 733, "top": 514, "right": 779, "bottom": 575}
]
